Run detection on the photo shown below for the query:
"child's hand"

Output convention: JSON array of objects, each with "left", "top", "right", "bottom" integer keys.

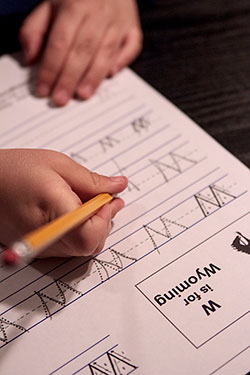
[
  {"left": 19, "top": 0, "right": 142, "bottom": 106},
  {"left": 0, "top": 149, "right": 127, "bottom": 257}
]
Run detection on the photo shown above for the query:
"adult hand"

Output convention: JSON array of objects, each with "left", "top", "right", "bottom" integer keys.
[{"left": 19, "top": 0, "right": 142, "bottom": 106}]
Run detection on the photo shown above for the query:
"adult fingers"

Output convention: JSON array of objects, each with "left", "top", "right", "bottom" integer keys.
[
  {"left": 36, "top": 1, "right": 84, "bottom": 98},
  {"left": 51, "top": 14, "right": 106, "bottom": 106},
  {"left": 110, "top": 28, "right": 143, "bottom": 76},
  {"left": 19, "top": 1, "right": 52, "bottom": 64},
  {"left": 77, "top": 28, "right": 121, "bottom": 100}
]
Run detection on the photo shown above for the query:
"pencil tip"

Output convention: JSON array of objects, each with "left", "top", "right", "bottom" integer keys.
[{"left": 2, "top": 248, "right": 19, "bottom": 266}]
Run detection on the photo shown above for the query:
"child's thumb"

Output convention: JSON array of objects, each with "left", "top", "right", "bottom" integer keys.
[
  {"left": 55, "top": 154, "right": 128, "bottom": 200},
  {"left": 80, "top": 171, "right": 128, "bottom": 199}
]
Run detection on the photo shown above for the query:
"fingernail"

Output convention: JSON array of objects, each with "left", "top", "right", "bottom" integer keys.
[
  {"left": 53, "top": 89, "right": 69, "bottom": 106},
  {"left": 110, "top": 176, "right": 127, "bottom": 183},
  {"left": 37, "top": 82, "right": 50, "bottom": 97},
  {"left": 78, "top": 84, "right": 93, "bottom": 99}
]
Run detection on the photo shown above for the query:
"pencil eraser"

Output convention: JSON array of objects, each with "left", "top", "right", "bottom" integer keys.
[{"left": 2, "top": 248, "right": 19, "bottom": 266}]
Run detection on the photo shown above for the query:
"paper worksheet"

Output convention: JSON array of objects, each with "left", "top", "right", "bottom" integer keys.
[{"left": 0, "top": 55, "right": 249, "bottom": 375}]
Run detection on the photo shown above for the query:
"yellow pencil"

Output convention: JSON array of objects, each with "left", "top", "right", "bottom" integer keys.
[{"left": 2, "top": 193, "right": 113, "bottom": 265}]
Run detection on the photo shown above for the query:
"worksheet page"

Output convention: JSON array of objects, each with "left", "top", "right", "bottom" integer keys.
[{"left": 0, "top": 55, "right": 249, "bottom": 374}]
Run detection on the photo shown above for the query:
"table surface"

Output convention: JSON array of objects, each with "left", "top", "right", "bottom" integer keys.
[{"left": 133, "top": 0, "right": 250, "bottom": 168}]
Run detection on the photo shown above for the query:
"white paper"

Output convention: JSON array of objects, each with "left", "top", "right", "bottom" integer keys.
[{"left": 0, "top": 55, "right": 249, "bottom": 374}]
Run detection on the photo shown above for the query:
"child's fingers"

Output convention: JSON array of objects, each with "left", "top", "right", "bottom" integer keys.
[
  {"left": 0, "top": 149, "right": 126, "bottom": 258},
  {"left": 62, "top": 198, "right": 123, "bottom": 256},
  {"left": 91, "top": 198, "right": 124, "bottom": 255},
  {"left": 97, "top": 197, "right": 125, "bottom": 221},
  {"left": 35, "top": 155, "right": 126, "bottom": 258},
  {"left": 61, "top": 199, "right": 123, "bottom": 256},
  {"left": 39, "top": 195, "right": 124, "bottom": 258}
]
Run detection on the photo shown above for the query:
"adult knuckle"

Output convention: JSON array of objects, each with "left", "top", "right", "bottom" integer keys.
[
  {"left": 49, "top": 36, "right": 66, "bottom": 53},
  {"left": 74, "top": 36, "right": 95, "bottom": 56},
  {"left": 103, "top": 37, "right": 116, "bottom": 54},
  {"left": 63, "top": 0, "right": 83, "bottom": 12}
]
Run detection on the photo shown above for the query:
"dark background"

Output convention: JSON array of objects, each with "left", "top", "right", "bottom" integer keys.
[
  {"left": 1, "top": 0, "right": 249, "bottom": 168},
  {"left": 134, "top": 0, "right": 250, "bottom": 168}
]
